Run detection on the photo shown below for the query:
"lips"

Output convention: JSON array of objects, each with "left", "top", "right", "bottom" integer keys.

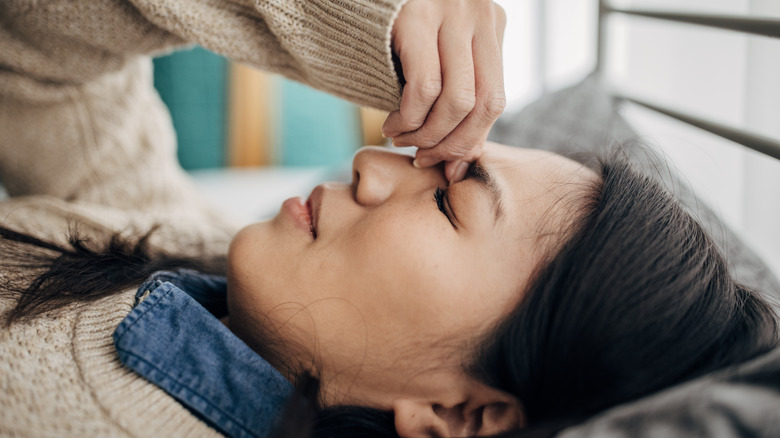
[
  {"left": 307, "top": 185, "right": 324, "bottom": 239},
  {"left": 280, "top": 185, "right": 324, "bottom": 239}
]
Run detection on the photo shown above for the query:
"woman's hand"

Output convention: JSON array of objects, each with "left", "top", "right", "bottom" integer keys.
[{"left": 382, "top": 0, "right": 506, "bottom": 183}]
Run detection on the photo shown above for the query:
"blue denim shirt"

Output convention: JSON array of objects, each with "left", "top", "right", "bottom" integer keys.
[{"left": 113, "top": 270, "right": 293, "bottom": 438}]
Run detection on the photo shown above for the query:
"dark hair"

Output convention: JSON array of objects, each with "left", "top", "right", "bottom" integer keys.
[
  {"left": 468, "top": 156, "right": 779, "bottom": 430},
  {"left": 1, "top": 154, "right": 777, "bottom": 437},
  {"left": 0, "top": 225, "right": 224, "bottom": 326}
]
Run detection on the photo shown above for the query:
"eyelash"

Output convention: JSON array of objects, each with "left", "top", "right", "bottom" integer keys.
[{"left": 434, "top": 188, "right": 458, "bottom": 229}]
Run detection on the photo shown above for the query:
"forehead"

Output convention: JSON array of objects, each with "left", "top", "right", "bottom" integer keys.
[
  {"left": 479, "top": 143, "right": 588, "bottom": 175},
  {"left": 479, "top": 143, "right": 598, "bottom": 195},
  {"left": 476, "top": 142, "right": 598, "bottom": 251}
]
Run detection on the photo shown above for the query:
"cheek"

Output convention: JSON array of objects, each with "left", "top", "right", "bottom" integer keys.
[
  {"left": 353, "top": 222, "right": 525, "bottom": 338},
  {"left": 356, "top": 213, "right": 454, "bottom": 279},
  {"left": 332, "top": 214, "right": 481, "bottom": 331}
]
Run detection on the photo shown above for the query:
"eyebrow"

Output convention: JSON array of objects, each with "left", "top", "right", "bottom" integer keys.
[{"left": 464, "top": 162, "right": 504, "bottom": 223}]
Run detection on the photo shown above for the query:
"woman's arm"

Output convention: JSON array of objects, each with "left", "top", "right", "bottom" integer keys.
[{"left": 1, "top": 0, "right": 405, "bottom": 108}]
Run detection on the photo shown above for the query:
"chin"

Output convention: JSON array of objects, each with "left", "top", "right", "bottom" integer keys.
[
  {"left": 228, "top": 219, "right": 302, "bottom": 294},
  {"left": 227, "top": 222, "right": 269, "bottom": 278}
]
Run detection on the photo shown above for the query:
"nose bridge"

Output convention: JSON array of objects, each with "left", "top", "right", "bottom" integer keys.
[{"left": 352, "top": 147, "right": 424, "bottom": 206}]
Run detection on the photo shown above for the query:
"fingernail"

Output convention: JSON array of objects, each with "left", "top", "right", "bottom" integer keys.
[
  {"left": 413, "top": 156, "right": 439, "bottom": 168},
  {"left": 448, "top": 161, "right": 469, "bottom": 183}
]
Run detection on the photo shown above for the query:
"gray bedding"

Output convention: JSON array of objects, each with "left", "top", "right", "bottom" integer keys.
[{"left": 489, "top": 75, "right": 780, "bottom": 437}]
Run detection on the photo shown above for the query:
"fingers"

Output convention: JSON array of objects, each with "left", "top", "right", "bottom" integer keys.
[
  {"left": 408, "top": 16, "right": 505, "bottom": 183},
  {"left": 392, "top": 21, "right": 476, "bottom": 152},
  {"left": 443, "top": 151, "right": 476, "bottom": 183},
  {"left": 381, "top": 51, "right": 441, "bottom": 136},
  {"left": 445, "top": 161, "right": 470, "bottom": 184},
  {"left": 386, "top": 0, "right": 507, "bottom": 183},
  {"left": 494, "top": 3, "right": 507, "bottom": 47},
  {"left": 382, "top": 6, "right": 442, "bottom": 138},
  {"left": 413, "top": 140, "right": 484, "bottom": 183}
]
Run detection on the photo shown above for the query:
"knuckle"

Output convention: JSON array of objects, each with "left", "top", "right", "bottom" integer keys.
[
  {"left": 482, "top": 91, "right": 507, "bottom": 120},
  {"left": 416, "top": 135, "right": 440, "bottom": 148},
  {"left": 452, "top": 137, "right": 483, "bottom": 159},
  {"left": 399, "top": 109, "right": 425, "bottom": 128},
  {"left": 463, "top": 147, "right": 482, "bottom": 162},
  {"left": 442, "top": 143, "right": 470, "bottom": 159},
  {"left": 416, "top": 78, "right": 443, "bottom": 101},
  {"left": 448, "top": 90, "right": 476, "bottom": 115},
  {"left": 448, "top": 148, "right": 468, "bottom": 159},
  {"left": 407, "top": 120, "right": 425, "bottom": 130}
]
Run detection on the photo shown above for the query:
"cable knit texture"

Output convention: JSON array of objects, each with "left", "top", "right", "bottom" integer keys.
[{"left": 0, "top": 0, "right": 405, "bottom": 435}]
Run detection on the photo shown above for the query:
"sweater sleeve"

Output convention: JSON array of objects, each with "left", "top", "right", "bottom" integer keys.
[
  {"left": 0, "top": 0, "right": 403, "bottom": 210},
  {"left": 127, "top": 0, "right": 405, "bottom": 111},
  {"left": 1, "top": 0, "right": 404, "bottom": 110}
]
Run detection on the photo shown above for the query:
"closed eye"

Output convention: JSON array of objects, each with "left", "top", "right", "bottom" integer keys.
[{"left": 434, "top": 188, "right": 458, "bottom": 229}]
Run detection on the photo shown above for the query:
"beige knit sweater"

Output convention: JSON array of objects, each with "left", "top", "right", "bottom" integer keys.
[{"left": 0, "top": 1, "right": 404, "bottom": 435}]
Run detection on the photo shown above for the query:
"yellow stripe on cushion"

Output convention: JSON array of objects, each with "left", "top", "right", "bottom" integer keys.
[
  {"left": 227, "top": 63, "right": 273, "bottom": 167},
  {"left": 360, "top": 107, "right": 389, "bottom": 146}
]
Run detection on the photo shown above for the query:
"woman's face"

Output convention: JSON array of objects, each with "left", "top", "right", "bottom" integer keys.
[{"left": 227, "top": 142, "right": 597, "bottom": 410}]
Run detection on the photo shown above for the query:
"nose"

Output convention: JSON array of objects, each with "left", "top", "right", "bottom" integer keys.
[{"left": 351, "top": 147, "right": 442, "bottom": 206}]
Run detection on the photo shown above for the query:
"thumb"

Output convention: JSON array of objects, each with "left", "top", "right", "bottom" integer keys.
[{"left": 444, "top": 160, "right": 470, "bottom": 183}]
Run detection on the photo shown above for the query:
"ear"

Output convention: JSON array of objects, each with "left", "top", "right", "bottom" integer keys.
[{"left": 393, "top": 389, "right": 524, "bottom": 437}]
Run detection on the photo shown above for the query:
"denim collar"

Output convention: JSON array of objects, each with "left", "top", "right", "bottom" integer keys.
[{"left": 113, "top": 270, "right": 293, "bottom": 438}]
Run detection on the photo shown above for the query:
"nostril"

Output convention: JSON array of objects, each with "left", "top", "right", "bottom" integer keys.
[{"left": 352, "top": 170, "right": 360, "bottom": 198}]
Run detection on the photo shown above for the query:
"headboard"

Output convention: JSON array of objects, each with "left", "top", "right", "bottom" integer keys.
[
  {"left": 595, "top": 2, "right": 780, "bottom": 161},
  {"left": 590, "top": 0, "right": 780, "bottom": 276}
]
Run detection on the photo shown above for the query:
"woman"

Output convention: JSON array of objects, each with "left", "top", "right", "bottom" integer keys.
[
  {"left": 1, "top": 2, "right": 778, "bottom": 438},
  {"left": 3, "top": 141, "right": 778, "bottom": 436}
]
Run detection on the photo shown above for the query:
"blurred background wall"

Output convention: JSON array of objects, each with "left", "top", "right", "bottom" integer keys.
[
  {"left": 153, "top": 48, "right": 384, "bottom": 170},
  {"left": 603, "top": 0, "right": 780, "bottom": 276},
  {"left": 153, "top": 0, "right": 780, "bottom": 275}
]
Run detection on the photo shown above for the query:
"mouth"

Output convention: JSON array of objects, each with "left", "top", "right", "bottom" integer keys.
[{"left": 307, "top": 185, "right": 324, "bottom": 239}]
